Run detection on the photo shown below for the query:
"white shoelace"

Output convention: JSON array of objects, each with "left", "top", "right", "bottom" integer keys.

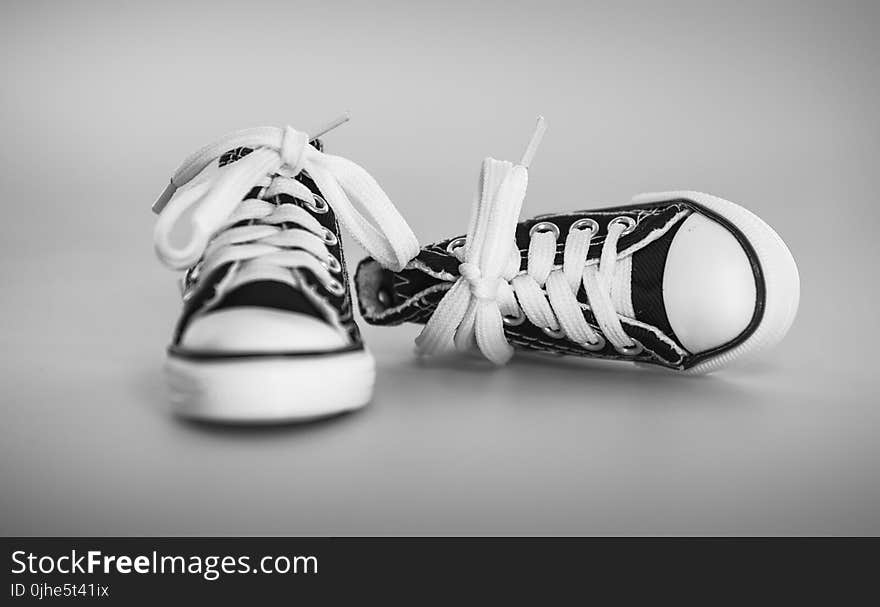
[
  {"left": 152, "top": 117, "right": 420, "bottom": 297},
  {"left": 416, "top": 117, "right": 640, "bottom": 365}
]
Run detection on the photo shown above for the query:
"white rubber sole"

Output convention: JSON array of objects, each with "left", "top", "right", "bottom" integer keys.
[
  {"left": 165, "top": 349, "right": 375, "bottom": 423},
  {"left": 632, "top": 191, "right": 800, "bottom": 374}
]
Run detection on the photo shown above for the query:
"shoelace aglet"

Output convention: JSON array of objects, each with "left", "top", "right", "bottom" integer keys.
[
  {"left": 310, "top": 112, "right": 352, "bottom": 141},
  {"left": 519, "top": 115, "right": 547, "bottom": 168},
  {"left": 152, "top": 181, "right": 176, "bottom": 214}
]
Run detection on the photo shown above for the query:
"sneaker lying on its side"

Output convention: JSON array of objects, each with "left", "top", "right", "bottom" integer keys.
[
  {"left": 354, "top": 118, "right": 799, "bottom": 373},
  {"left": 151, "top": 120, "right": 418, "bottom": 421}
]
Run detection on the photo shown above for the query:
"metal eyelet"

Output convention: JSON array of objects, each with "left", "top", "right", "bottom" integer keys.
[
  {"left": 542, "top": 326, "right": 566, "bottom": 339},
  {"left": 326, "top": 279, "right": 346, "bottom": 297},
  {"left": 324, "top": 255, "right": 342, "bottom": 274},
  {"left": 321, "top": 228, "right": 338, "bottom": 246},
  {"left": 502, "top": 308, "right": 525, "bottom": 326},
  {"left": 304, "top": 194, "right": 329, "bottom": 214},
  {"left": 615, "top": 339, "right": 644, "bottom": 356},
  {"left": 446, "top": 237, "right": 467, "bottom": 254},
  {"left": 529, "top": 221, "right": 560, "bottom": 240},
  {"left": 377, "top": 288, "right": 394, "bottom": 307},
  {"left": 608, "top": 216, "right": 637, "bottom": 235},
  {"left": 579, "top": 334, "right": 606, "bottom": 352},
  {"left": 569, "top": 218, "right": 599, "bottom": 235}
]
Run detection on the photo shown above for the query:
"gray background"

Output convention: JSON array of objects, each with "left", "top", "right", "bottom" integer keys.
[{"left": 1, "top": 0, "right": 878, "bottom": 535}]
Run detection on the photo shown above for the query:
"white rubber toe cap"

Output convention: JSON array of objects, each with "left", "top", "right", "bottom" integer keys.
[
  {"left": 663, "top": 213, "right": 756, "bottom": 354},
  {"left": 180, "top": 307, "right": 348, "bottom": 352},
  {"left": 635, "top": 191, "right": 799, "bottom": 374}
]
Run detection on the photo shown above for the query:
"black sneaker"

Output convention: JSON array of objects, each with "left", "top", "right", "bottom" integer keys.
[
  {"left": 354, "top": 119, "right": 799, "bottom": 373},
  {"left": 151, "top": 120, "right": 418, "bottom": 421}
]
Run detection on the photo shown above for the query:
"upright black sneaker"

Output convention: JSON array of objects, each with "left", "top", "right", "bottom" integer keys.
[
  {"left": 354, "top": 118, "right": 799, "bottom": 373},
  {"left": 151, "top": 119, "right": 418, "bottom": 422}
]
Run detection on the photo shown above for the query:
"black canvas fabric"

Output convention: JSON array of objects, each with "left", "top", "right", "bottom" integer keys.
[
  {"left": 630, "top": 217, "right": 686, "bottom": 338},
  {"left": 210, "top": 281, "right": 324, "bottom": 317},
  {"left": 355, "top": 199, "right": 764, "bottom": 370}
]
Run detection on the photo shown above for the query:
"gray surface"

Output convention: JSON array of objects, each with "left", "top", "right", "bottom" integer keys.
[{"left": 1, "top": 0, "right": 879, "bottom": 535}]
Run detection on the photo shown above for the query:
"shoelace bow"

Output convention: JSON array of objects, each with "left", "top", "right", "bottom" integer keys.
[
  {"left": 416, "top": 117, "right": 641, "bottom": 365},
  {"left": 152, "top": 118, "right": 420, "bottom": 297}
]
